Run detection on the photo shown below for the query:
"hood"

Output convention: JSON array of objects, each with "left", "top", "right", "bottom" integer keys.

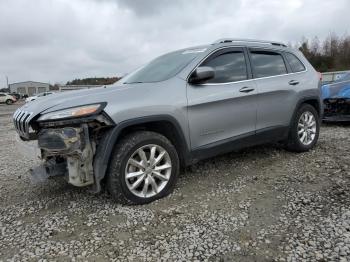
[
  {"left": 321, "top": 81, "right": 350, "bottom": 99},
  {"left": 15, "top": 79, "right": 178, "bottom": 126},
  {"left": 14, "top": 82, "right": 150, "bottom": 139},
  {"left": 18, "top": 82, "right": 133, "bottom": 116},
  {"left": 13, "top": 77, "right": 186, "bottom": 140}
]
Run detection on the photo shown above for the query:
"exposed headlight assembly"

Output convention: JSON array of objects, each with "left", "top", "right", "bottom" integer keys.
[{"left": 38, "top": 103, "right": 105, "bottom": 121}]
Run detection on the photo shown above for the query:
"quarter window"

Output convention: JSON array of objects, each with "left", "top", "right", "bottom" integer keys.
[
  {"left": 201, "top": 51, "right": 248, "bottom": 83},
  {"left": 250, "top": 51, "right": 287, "bottom": 78},
  {"left": 285, "top": 52, "right": 306, "bottom": 73}
]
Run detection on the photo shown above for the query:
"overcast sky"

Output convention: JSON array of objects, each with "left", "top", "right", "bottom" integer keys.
[{"left": 0, "top": 0, "right": 349, "bottom": 87}]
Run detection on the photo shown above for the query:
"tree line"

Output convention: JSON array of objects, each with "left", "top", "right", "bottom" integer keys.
[
  {"left": 297, "top": 34, "right": 350, "bottom": 72},
  {"left": 66, "top": 77, "right": 121, "bottom": 86}
]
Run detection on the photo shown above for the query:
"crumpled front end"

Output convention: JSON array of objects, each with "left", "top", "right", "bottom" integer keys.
[
  {"left": 13, "top": 103, "right": 115, "bottom": 190},
  {"left": 38, "top": 125, "right": 95, "bottom": 187},
  {"left": 322, "top": 82, "right": 350, "bottom": 121}
]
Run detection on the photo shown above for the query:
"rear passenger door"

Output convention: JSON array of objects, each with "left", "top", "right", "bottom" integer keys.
[
  {"left": 249, "top": 49, "right": 300, "bottom": 131},
  {"left": 187, "top": 47, "right": 257, "bottom": 149}
]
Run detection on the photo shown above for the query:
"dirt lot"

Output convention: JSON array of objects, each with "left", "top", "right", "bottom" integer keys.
[{"left": 0, "top": 103, "right": 350, "bottom": 261}]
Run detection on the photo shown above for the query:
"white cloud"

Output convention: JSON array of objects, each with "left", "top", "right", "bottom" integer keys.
[{"left": 0, "top": 0, "right": 349, "bottom": 87}]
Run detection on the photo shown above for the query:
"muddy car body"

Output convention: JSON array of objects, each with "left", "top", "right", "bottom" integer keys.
[
  {"left": 14, "top": 39, "right": 322, "bottom": 204},
  {"left": 322, "top": 73, "right": 350, "bottom": 121}
]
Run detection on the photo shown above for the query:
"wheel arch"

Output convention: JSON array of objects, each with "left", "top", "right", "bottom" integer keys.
[
  {"left": 290, "top": 96, "right": 322, "bottom": 125},
  {"left": 92, "top": 115, "right": 190, "bottom": 193},
  {"left": 286, "top": 97, "right": 321, "bottom": 152}
]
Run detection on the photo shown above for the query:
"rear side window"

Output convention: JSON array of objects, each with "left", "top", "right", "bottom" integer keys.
[
  {"left": 285, "top": 52, "right": 306, "bottom": 73},
  {"left": 250, "top": 51, "right": 287, "bottom": 78},
  {"left": 201, "top": 51, "right": 248, "bottom": 83}
]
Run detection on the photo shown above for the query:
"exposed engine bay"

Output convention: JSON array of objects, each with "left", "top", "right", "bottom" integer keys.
[
  {"left": 38, "top": 125, "right": 95, "bottom": 187},
  {"left": 20, "top": 112, "right": 114, "bottom": 190},
  {"left": 321, "top": 76, "right": 350, "bottom": 121},
  {"left": 323, "top": 98, "right": 350, "bottom": 120}
]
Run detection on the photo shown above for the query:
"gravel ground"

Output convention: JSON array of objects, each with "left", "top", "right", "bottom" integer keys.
[{"left": 0, "top": 103, "right": 349, "bottom": 261}]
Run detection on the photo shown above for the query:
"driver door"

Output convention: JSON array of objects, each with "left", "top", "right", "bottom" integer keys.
[{"left": 186, "top": 47, "right": 257, "bottom": 149}]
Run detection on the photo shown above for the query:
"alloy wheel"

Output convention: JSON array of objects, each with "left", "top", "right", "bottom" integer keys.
[
  {"left": 297, "top": 111, "right": 317, "bottom": 145},
  {"left": 125, "top": 144, "right": 172, "bottom": 198}
]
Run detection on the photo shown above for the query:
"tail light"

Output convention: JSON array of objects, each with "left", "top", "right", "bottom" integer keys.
[{"left": 317, "top": 72, "right": 322, "bottom": 81}]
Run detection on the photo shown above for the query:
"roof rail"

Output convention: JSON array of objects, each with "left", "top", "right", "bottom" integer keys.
[{"left": 213, "top": 38, "right": 287, "bottom": 47}]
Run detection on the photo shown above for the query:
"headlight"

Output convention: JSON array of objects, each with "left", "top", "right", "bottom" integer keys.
[{"left": 38, "top": 104, "right": 104, "bottom": 121}]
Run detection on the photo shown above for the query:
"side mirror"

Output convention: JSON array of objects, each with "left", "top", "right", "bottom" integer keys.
[{"left": 189, "top": 66, "right": 215, "bottom": 84}]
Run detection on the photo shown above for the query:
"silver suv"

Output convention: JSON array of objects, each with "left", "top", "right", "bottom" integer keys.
[{"left": 13, "top": 38, "right": 322, "bottom": 204}]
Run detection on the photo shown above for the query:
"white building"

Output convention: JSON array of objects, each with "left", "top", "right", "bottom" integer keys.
[{"left": 9, "top": 81, "right": 50, "bottom": 96}]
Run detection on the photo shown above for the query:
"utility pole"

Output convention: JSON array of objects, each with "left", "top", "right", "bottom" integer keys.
[{"left": 6, "top": 76, "right": 9, "bottom": 89}]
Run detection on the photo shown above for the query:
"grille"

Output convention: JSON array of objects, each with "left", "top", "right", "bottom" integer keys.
[{"left": 13, "top": 109, "right": 33, "bottom": 138}]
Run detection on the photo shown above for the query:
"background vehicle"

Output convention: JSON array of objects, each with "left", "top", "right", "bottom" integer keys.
[
  {"left": 322, "top": 73, "right": 350, "bottom": 121},
  {"left": 25, "top": 91, "right": 55, "bottom": 102},
  {"left": 0, "top": 93, "right": 17, "bottom": 105},
  {"left": 13, "top": 38, "right": 321, "bottom": 204},
  {"left": 9, "top": 93, "right": 21, "bottom": 100}
]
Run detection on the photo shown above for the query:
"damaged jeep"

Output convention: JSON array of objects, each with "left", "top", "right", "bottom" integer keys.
[
  {"left": 322, "top": 72, "right": 350, "bottom": 121},
  {"left": 14, "top": 38, "right": 322, "bottom": 204}
]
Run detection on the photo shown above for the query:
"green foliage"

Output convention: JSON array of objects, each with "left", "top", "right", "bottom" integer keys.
[
  {"left": 0, "top": 88, "right": 9, "bottom": 92},
  {"left": 299, "top": 34, "right": 350, "bottom": 72},
  {"left": 66, "top": 77, "right": 121, "bottom": 86}
]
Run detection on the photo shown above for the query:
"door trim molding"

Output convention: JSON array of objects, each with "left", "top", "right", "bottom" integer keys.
[{"left": 189, "top": 125, "right": 288, "bottom": 163}]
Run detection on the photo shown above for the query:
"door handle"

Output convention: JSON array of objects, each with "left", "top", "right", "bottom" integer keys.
[
  {"left": 289, "top": 80, "right": 300, "bottom": 86},
  {"left": 239, "top": 87, "right": 255, "bottom": 93}
]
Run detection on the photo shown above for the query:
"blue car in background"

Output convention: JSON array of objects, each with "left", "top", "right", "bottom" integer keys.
[{"left": 322, "top": 73, "right": 350, "bottom": 121}]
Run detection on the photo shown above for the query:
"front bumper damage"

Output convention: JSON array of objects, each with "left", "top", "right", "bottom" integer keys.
[
  {"left": 323, "top": 98, "right": 350, "bottom": 121},
  {"left": 15, "top": 111, "right": 115, "bottom": 191},
  {"left": 38, "top": 125, "right": 95, "bottom": 187}
]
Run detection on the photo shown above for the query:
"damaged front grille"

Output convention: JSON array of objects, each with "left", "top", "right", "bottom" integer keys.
[
  {"left": 324, "top": 98, "right": 350, "bottom": 118},
  {"left": 13, "top": 109, "right": 33, "bottom": 139}
]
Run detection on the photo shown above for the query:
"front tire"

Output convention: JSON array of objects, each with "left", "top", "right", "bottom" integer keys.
[
  {"left": 107, "top": 131, "right": 179, "bottom": 205},
  {"left": 6, "top": 99, "right": 13, "bottom": 105},
  {"left": 286, "top": 104, "right": 320, "bottom": 152}
]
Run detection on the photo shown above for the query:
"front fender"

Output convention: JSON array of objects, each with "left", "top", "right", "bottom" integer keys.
[{"left": 92, "top": 115, "right": 190, "bottom": 193}]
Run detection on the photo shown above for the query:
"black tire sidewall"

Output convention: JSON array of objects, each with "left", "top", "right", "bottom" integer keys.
[
  {"left": 6, "top": 100, "right": 13, "bottom": 105},
  {"left": 290, "top": 104, "right": 320, "bottom": 151},
  {"left": 108, "top": 132, "right": 179, "bottom": 205}
]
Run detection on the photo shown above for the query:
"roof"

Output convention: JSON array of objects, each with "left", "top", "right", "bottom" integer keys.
[{"left": 9, "top": 81, "right": 50, "bottom": 86}]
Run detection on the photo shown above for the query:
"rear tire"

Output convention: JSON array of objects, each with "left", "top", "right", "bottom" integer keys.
[
  {"left": 286, "top": 104, "right": 320, "bottom": 152},
  {"left": 6, "top": 99, "right": 13, "bottom": 105},
  {"left": 107, "top": 131, "right": 179, "bottom": 205}
]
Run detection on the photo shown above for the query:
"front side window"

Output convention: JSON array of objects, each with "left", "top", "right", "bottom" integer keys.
[
  {"left": 201, "top": 51, "right": 248, "bottom": 83},
  {"left": 250, "top": 51, "right": 287, "bottom": 78},
  {"left": 285, "top": 52, "right": 306, "bottom": 73}
]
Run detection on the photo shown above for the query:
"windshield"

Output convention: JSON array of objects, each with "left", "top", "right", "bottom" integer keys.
[{"left": 123, "top": 48, "right": 207, "bottom": 84}]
